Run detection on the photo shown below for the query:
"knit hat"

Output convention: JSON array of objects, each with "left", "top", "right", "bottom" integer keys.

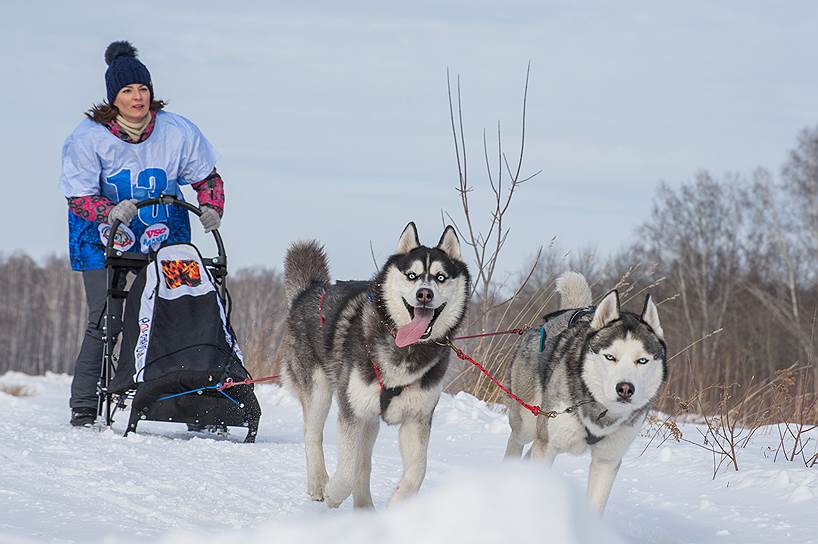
[{"left": 104, "top": 41, "right": 153, "bottom": 104}]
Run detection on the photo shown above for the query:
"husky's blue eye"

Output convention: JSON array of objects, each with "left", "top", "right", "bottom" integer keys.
[
  {"left": 436, "top": 274, "right": 447, "bottom": 283},
  {"left": 603, "top": 353, "right": 616, "bottom": 362},
  {"left": 406, "top": 272, "right": 417, "bottom": 280},
  {"left": 636, "top": 357, "right": 649, "bottom": 365}
]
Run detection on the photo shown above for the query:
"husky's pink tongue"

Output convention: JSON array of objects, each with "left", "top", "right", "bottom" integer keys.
[{"left": 395, "top": 308, "right": 434, "bottom": 347}]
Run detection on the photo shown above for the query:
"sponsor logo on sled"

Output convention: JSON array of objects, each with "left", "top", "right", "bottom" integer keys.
[
  {"left": 140, "top": 223, "right": 170, "bottom": 253},
  {"left": 98, "top": 223, "right": 136, "bottom": 252},
  {"left": 134, "top": 316, "right": 151, "bottom": 373}
]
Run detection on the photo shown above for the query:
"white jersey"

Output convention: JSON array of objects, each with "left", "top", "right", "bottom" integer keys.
[
  {"left": 60, "top": 110, "right": 216, "bottom": 202},
  {"left": 59, "top": 111, "right": 218, "bottom": 270}
]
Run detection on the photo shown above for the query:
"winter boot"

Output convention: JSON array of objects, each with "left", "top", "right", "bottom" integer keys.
[{"left": 70, "top": 407, "right": 97, "bottom": 427}]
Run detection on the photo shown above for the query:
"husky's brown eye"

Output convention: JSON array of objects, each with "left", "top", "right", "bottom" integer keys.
[
  {"left": 603, "top": 353, "right": 616, "bottom": 362},
  {"left": 636, "top": 357, "right": 649, "bottom": 365},
  {"left": 406, "top": 272, "right": 417, "bottom": 281}
]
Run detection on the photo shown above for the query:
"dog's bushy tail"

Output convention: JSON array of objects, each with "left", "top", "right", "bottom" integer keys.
[
  {"left": 556, "top": 271, "right": 592, "bottom": 309},
  {"left": 284, "top": 240, "right": 330, "bottom": 305}
]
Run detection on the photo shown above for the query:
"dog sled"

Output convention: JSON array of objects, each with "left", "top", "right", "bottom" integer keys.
[{"left": 98, "top": 196, "right": 261, "bottom": 443}]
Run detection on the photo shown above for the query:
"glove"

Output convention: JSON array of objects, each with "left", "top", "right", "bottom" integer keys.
[
  {"left": 199, "top": 206, "right": 221, "bottom": 233},
  {"left": 108, "top": 199, "right": 138, "bottom": 225}
]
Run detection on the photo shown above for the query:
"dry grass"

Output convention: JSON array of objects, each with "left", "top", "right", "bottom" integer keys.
[
  {"left": 444, "top": 274, "right": 559, "bottom": 399},
  {"left": 639, "top": 368, "right": 818, "bottom": 476}
]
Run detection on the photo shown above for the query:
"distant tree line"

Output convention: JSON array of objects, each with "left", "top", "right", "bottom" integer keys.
[{"left": 0, "top": 254, "right": 86, "bottom": 375}]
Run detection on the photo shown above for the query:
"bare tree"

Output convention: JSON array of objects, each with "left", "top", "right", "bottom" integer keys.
[
  {"left": 440, "top": 65, "right": 549, "bottom": 397},
  {"left": 782, "top": 126, "right": 818, "bottom": 291},
  {"left": 743, "top": 128, "right": 818, "bottom": 394},
  {"left": 634, "top": 172, "right": 747, "bottom": 370},
  {"left": 444, "top": 63, "right": 542, "bottom": 336}
]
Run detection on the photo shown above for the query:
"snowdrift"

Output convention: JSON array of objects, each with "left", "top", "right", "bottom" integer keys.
[{"left": 152, "top": 464, "right": 622, "bottom": 544}]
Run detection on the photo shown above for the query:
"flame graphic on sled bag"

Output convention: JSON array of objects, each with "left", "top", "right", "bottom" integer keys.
[{"left": 161, "top": 259, "right": 202, "bottom": 289}]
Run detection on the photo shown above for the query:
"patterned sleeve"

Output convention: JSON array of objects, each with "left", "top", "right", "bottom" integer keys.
[
  {"left": 191, "top": 169, "right": 225, "bottom": 217},
  {"left": 67, "top": 195, "right": 115, "bottom": 223}
]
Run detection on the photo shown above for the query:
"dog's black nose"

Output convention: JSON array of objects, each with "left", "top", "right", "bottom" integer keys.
[
  {"left": 616, "top": 382, "right": 635, "bottom": 400},
  {"left": 416, "top": 288, "right": 434, "bottom": 305}
]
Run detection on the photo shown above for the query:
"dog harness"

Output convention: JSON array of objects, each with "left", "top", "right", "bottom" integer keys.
[
  {"left": 370, "top": 358, "right": 405, "bottom": 414},
  {"left": 538, "top": 305, "right": 595, "bottom": 352},
  {"left": 537, "top": 305, "right": 610, "bottom": 444}
]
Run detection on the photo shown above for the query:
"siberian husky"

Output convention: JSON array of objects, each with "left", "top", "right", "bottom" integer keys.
[
  {"left": 282, "top": 222, "right": 470, "bottom": 508},
  {"left": 504, "top": 272, "right": 667, "bottom": 512}
]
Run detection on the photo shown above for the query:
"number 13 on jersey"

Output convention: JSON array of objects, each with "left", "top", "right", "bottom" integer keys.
[{"left": 105, "top": 168, "right": 175, "bottom": 225}]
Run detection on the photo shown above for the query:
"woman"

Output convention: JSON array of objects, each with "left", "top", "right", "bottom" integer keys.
[{"left": 59, "top": 41, "right": 226, "bottom": 426}]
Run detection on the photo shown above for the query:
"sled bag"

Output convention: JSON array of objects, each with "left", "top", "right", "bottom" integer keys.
[{"left": 110, "top": 243, "right": 246, "bottom": 394}]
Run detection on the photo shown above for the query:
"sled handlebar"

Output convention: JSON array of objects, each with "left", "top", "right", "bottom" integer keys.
[{"left": 104, "top": 196, "right": 227, "bottom": 268}]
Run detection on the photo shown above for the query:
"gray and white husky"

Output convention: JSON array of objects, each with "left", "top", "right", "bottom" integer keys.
[
  {"left": 282, "top": 222, "right": 470, "bottom": 508},
  {"left": 504, "top": 272, "right": 667, "bottom": 512}
]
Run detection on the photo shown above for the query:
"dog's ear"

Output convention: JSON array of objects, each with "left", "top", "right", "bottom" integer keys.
[
  {"left": 395, "top": 222, "right": 420, "bottom": 254},
  {"left": 436, "top": 226, "right": 461, "bottom": 260},
  {"left": 591, "top": 290, "right": 620, "bottom": 330},
  {"left": 641, "top": 294, "right": 664, "bottom": 340}
]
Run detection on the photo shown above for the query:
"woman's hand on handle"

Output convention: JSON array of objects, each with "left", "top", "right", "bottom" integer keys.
[
  {"left": 199, "top": 206, "right": 221, "bottom": 233},
  {"left": 108, "top": 199, "right": 138, "bottom": 225}
]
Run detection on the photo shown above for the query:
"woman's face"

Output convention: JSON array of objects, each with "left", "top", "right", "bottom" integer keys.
[{"left": 113, "top": 83, "right": 151, "bottom": 123}]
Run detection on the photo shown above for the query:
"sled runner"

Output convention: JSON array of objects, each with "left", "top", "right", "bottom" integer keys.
[{"left": 98, "top": 196, "right": 261, "bottom": 443}]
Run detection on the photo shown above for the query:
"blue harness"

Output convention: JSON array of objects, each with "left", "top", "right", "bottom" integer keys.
[{"left": 538, "top": 306, "right": 595, "bottom": 352}]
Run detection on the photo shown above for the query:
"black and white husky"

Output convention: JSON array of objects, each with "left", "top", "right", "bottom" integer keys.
[
  {"left": 282, "top": 222, "right": 470, "bottom": 508},
  {"left": 504, "top": 272, "right": 667, "bottom": 512}
]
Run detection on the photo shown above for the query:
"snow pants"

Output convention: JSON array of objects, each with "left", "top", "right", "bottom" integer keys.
[{"left": 69, "top": 269, "right": 126, "bottom": 410}]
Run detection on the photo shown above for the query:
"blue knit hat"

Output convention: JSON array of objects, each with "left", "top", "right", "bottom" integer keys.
[{"left": 104, "top": 41, "right": 153, "bottom": 104}]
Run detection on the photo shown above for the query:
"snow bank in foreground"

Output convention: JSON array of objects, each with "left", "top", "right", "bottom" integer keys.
[
  {"left": 154, "top": 464, "right": 622, "bottom": 544},
  {"left": 4, "top": 374, "right": 815, "bottom": 543}
]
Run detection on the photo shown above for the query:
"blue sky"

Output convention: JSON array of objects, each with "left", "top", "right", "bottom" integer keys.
[{"left": 2, "top": 1, "right": 817, "bottom": 280}]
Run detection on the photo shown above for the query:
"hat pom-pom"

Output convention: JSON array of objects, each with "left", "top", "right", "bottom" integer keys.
[{"left": 105, "top": 41, "right": 138, "bottom": 66}]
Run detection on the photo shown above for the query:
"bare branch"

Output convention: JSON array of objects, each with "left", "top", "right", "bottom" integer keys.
[{"left": 369, "top": 240, "right": 379, "bottom": 272}]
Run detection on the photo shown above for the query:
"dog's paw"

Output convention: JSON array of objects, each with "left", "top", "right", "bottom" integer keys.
[
  {"left": 353, "top": 495, "right": 374, "bottom": 509},
  {"left": 387, "top": 485, "right": 414, "bottom": 507},
  {"left": 352, "top": 491, "right": 375, "bottom": 510},
  {"left": 307, "top": 472, "right": 328, "bottom": 501},
  {"left": 324, "top": 493, "right": 344, "bottom": 509},
  {"left": 324, "top": 477, "right": 352, "bottom": 509}
]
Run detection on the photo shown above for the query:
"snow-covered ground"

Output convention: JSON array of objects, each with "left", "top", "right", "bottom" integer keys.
[{"left": 0, "top": 372, "right": 815, "bottom": 544}]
